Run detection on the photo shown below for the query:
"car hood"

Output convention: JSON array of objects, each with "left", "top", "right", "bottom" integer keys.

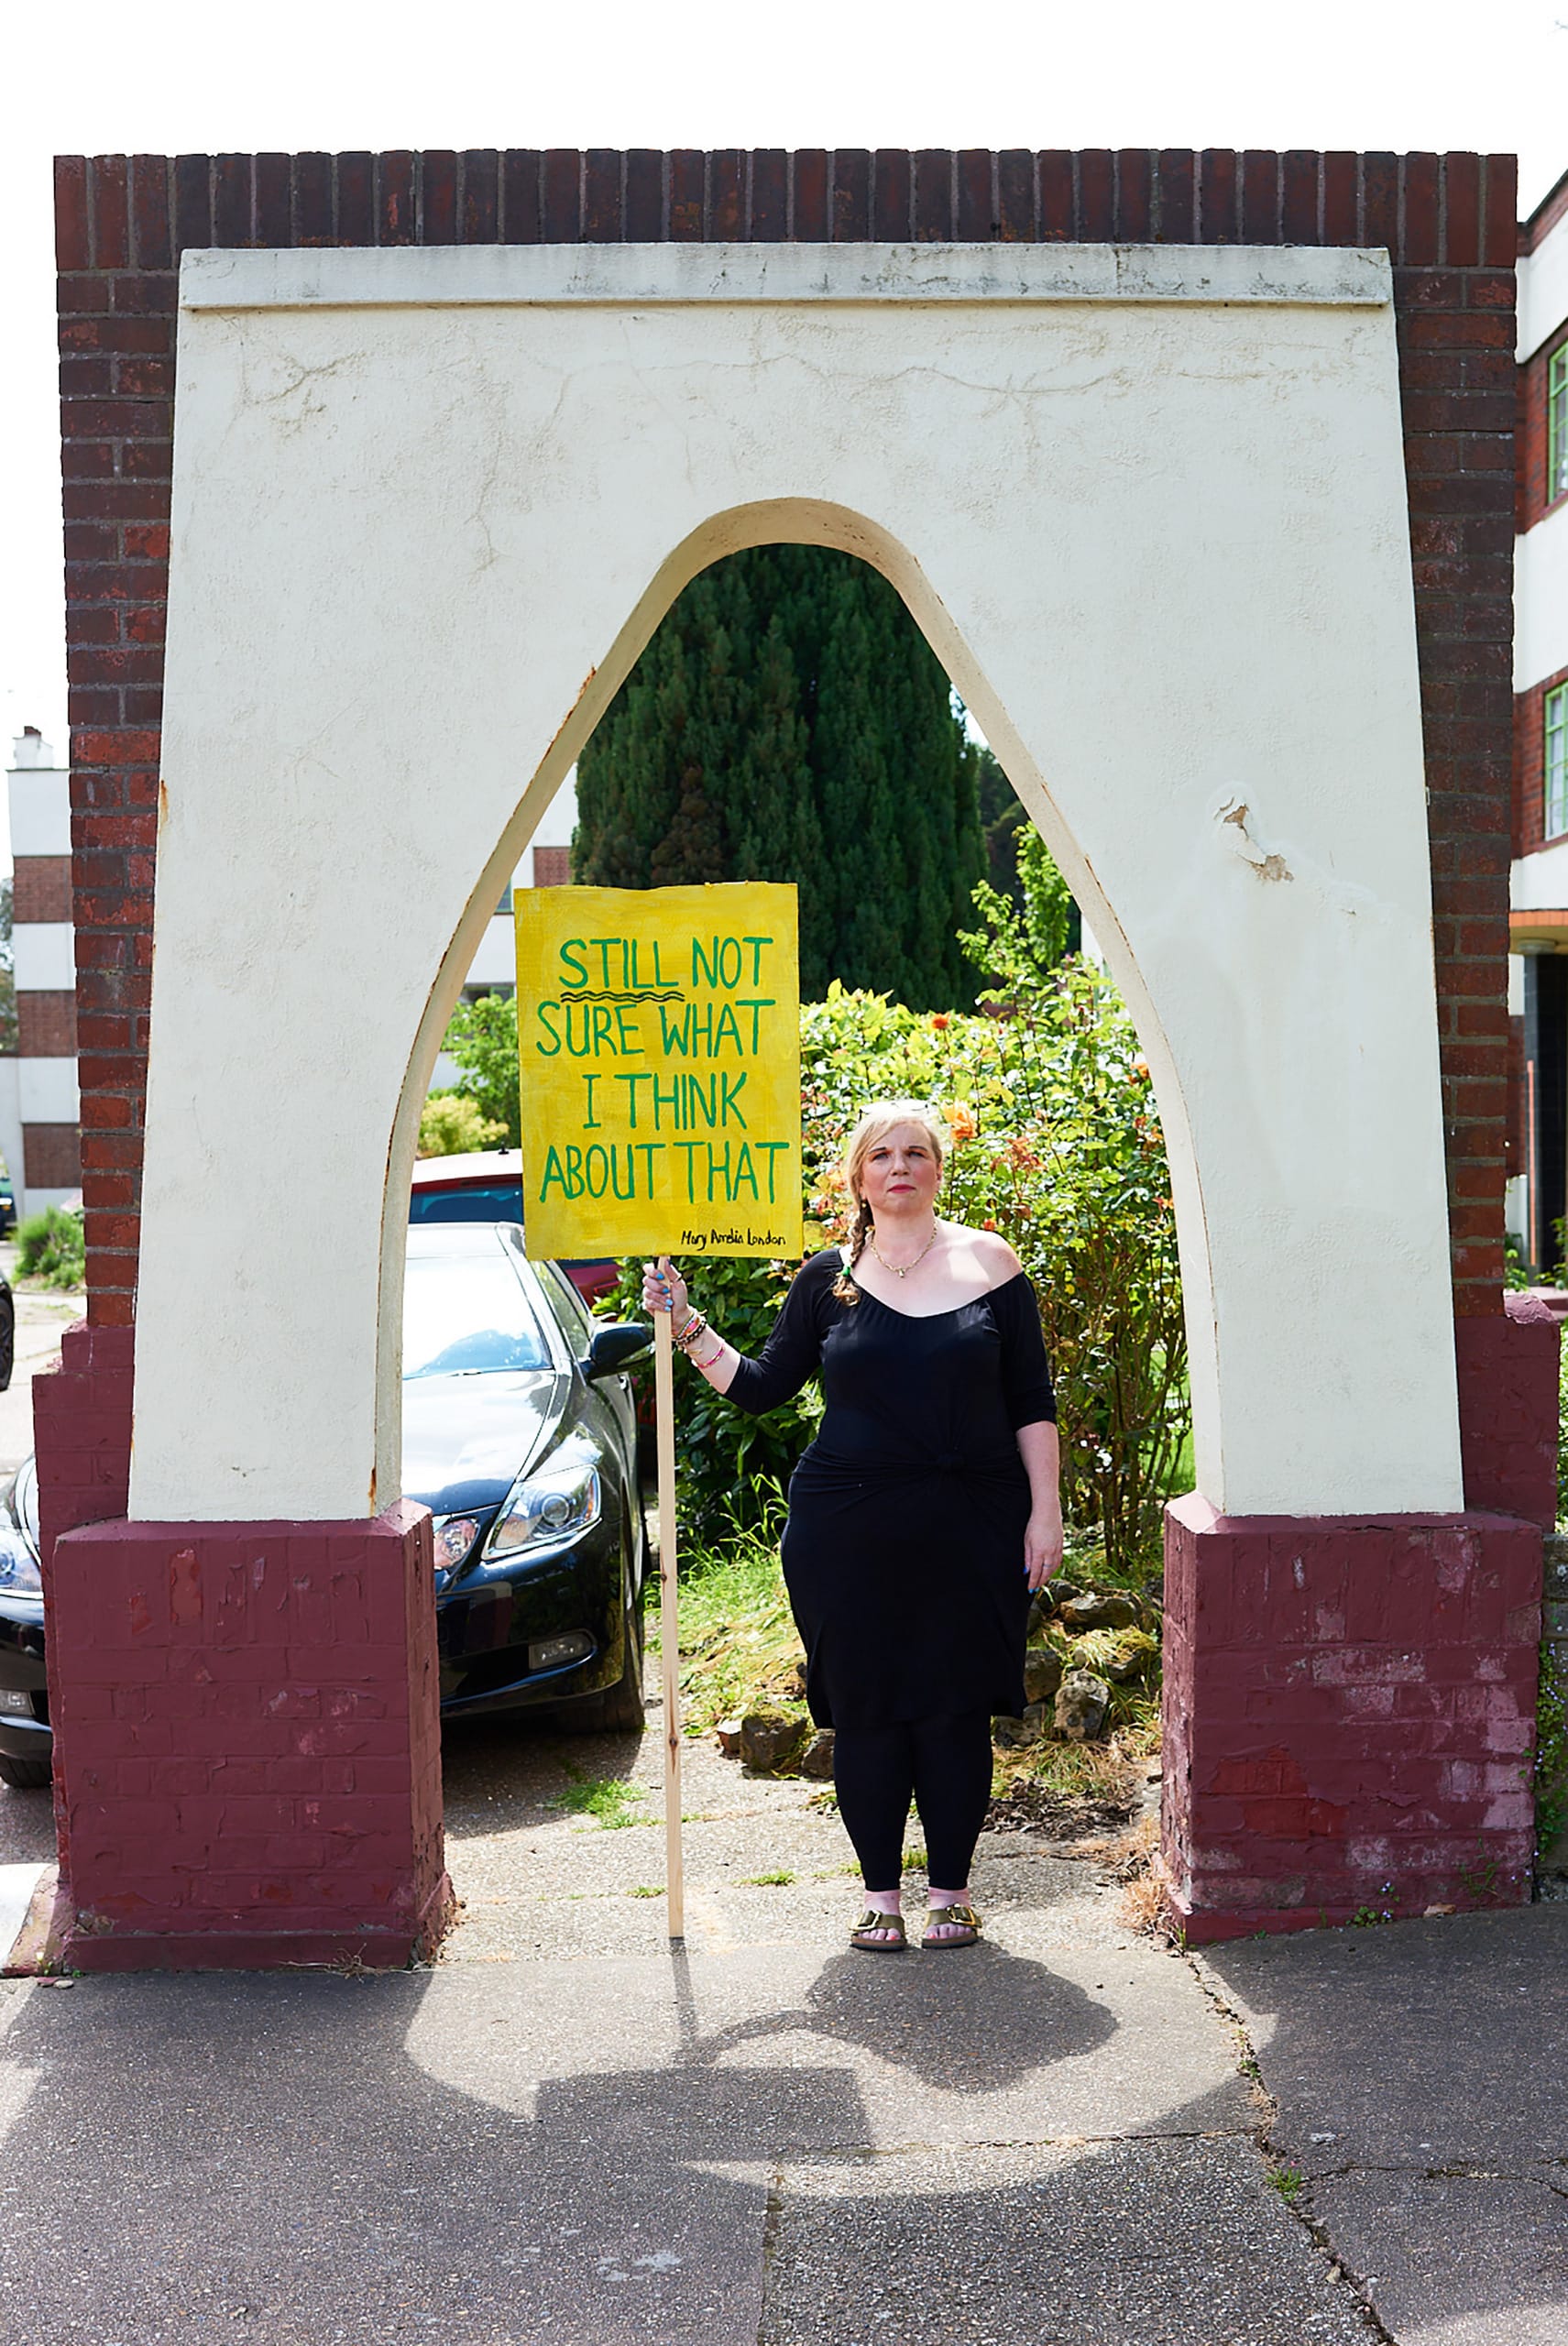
[{"left": 401, "top": 1367, "right": 566, "bottom": 1516}]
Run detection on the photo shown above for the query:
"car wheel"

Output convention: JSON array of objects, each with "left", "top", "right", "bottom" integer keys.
[{"left": 0, "top": 1752, "right": 51, "bottom": 1790}]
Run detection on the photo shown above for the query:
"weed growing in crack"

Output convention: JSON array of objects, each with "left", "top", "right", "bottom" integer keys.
[{"left": 554, "top": 1768, "right": 652, "bottom": 1829}]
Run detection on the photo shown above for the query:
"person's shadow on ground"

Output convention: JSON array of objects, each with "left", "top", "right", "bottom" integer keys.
[
  {"left": 0, "top": 1934, "right": 1117, "bottom": 2341},
  {"left": 666, "top": 1938, "right": 1115, "bottom": 2099}
]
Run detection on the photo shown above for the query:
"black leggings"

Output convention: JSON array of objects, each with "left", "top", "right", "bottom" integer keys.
[{"left": 832, "top": 1710, "right": 993, "bottom": 1893}]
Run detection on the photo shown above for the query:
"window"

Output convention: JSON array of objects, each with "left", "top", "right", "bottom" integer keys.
[
  {"left": 1552, "top": 345, "right": 1568, "bottom": 508},
  {"left": 410, "top": 1178, "right": 524, "bottom": 1227},
  {"left": 401, "top": 1248, "right": 550, "bottom": 1378},
  {"left": 541, "top": 1258, "right": 596, "bottom": 1346},
  {"left": 1548, "top": 683, "right": 1568, "bottom": 840}
]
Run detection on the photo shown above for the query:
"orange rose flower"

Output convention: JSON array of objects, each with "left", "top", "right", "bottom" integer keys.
[
  {"left": 948, "top": 1102, "right": 977, "bottom": 1143},
  {"left": 931, "top": 1013, "right": 950, "bottom": 1031}
]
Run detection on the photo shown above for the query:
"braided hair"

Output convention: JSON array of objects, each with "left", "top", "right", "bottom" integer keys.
[{"left": 832, "top": 1197, "right": 874, "bottom": 1305}]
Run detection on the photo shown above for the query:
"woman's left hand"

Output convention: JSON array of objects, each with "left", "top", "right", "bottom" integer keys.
[{"left": 1025, "top": 1506, "right": 1063, "bottom": 1594}]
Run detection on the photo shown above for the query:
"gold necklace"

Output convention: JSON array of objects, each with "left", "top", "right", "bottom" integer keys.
[{"left": 870, "top": 1224, "right": 938, "bottom": 1278}]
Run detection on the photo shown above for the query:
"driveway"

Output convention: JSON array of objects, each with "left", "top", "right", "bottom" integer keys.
[{"left": 0, "top": 1242, "right": 82, "bottom": 1474}]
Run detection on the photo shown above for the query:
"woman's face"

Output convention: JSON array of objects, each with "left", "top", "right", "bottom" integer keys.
[{"left": 856, "top": 1124, "right": 942, "bottom": 1220}]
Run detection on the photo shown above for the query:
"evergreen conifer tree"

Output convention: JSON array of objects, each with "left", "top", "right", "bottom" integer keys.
[{"left": 574, "top": 547, "right": 985, "bottom": 1006}]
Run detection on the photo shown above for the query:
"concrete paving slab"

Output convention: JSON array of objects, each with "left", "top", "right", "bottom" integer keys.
[
  {"left": 0, "top": 1860, "right": 44, "bottom": 1967},
  {"left": 757, "top": 2136, "right": 1371, "bottom": 2346},
  {"left": 0, "top": 1968, "right": 772, "bottom": 2346},
  {"left": 0, "top": 1681, "right": 1319, "bottom": 2341},
  {"left": 1202, "top": 1907, "right": 1568, "bottom": 2170},
  {"left": 1310, "top": 2168, "right": 1568, "bottom": 2346},
  {"left": 0, "top": 1913, "right": 1255, "bottom": 2346},
  {"left": 0, "top": 1781, "right": 56, "bottom": 1869},
  {"left": 438, "top": 1702, "right": 1134, "bottom": 1963},
  {"left": 1202, "top": 1908, "right": 1568, "bottom": 2344},
  {"left": 410, "top": 1937, "right": 1253, "bottom": 2149}
]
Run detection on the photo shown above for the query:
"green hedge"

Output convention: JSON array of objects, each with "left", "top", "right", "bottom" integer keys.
[{"left": 16, "top": 1204, "right": 84, "bottom": 1290}]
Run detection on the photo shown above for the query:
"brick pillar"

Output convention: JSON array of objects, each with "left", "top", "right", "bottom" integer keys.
[
  {"left": 43, "top": 1502, "right": 451, "bottom": 1970},
  {"left": 1162, "top": 1498, "right": 1543, "bottom": 1942},
  {"left": 1454, "top": 1288, "right": 1562, "bottom": 1521},
  {"left": 1163, "top": 1297, "right": 1558, "bottom": 1943}
]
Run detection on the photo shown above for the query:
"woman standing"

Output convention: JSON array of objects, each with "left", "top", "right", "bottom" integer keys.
[{"left": 643, "top": 1101, "right": 1062, "bottom": 1952}]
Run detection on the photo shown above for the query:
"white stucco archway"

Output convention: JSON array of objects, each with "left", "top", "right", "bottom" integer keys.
[{"left": 135, "top": 240, "right": 1460, "bottom": 1523}]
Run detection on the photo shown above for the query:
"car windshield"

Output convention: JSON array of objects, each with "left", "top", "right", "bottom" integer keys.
[{"left": 403, "top": 1251, "right": 552, "bottom": 1378}]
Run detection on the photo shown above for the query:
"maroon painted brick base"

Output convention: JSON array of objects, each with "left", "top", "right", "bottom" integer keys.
[
  {"left": 1454, "top": 1290, "right": 1562, "bottom": 1528},
  {"left": 1162, "top": 1495, "right": 1542, "bottom": 1944},
  {"left": 42, "top": 1502, "right": 452, "bottom": 1971},
  {"left": 32, "top": 1323, "right": 134, "bottom": 1580}
]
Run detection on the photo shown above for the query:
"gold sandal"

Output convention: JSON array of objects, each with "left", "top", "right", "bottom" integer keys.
[
  {"left": 850, "top": 1908, "right": 908, "bottom": 1953},
  {"left": 922, "top": 1902, "right": 982, "bottom": 1950}
]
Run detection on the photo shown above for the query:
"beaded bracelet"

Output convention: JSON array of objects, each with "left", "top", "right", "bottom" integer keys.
[{"left": 674, "top": 1310, "right": 709, "bottom": 1352}]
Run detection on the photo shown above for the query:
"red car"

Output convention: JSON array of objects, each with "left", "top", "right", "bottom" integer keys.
[{"left": 408, "top": 1149, "right": 619, "bottom": 1305}]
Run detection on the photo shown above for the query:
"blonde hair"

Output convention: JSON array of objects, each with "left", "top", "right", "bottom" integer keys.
[{"left": 833, "top": 1100, "right": 949, "bottom": 1303}]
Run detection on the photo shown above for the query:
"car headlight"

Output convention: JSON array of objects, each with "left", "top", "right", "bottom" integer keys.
[
  {"left": 432, "top": 1514, "right": 484, "bottom": 1574},
  {"left": 488, "top": 1456, "right": 601, "bottom": 1562},
  {"left": 0, "top": 1529, "right": 41, "bottom": 1597}
]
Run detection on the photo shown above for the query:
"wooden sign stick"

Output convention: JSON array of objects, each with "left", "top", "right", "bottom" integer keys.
[{"left": 654, "top": 1302, "right": 685, "bottom": 1944}]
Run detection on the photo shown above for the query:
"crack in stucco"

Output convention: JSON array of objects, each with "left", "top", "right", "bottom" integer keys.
[{"left": 238, "top": 349, "right": 360, "bottom": 439}]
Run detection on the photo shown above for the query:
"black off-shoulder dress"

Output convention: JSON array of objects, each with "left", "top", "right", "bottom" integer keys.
[{"left": 725, "top": 1248, "right": 1057, "bottom": 1731}]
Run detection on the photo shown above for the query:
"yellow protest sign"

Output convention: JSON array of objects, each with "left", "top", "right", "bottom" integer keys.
[{"left": 513, "top": 882, "right": 803, "bottom": 1261}]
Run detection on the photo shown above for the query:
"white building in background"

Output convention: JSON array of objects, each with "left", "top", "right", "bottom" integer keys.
[
  {"left": 428, "top": 769, "right": 576, "bottom": 1089},
  {"left": 4, "top": 729, "right": 80, "bottom": 1217},
  {"left": 3, "top": 732, "right": 578, "bottom": 1159},
  {"left": 1511, "top": 173, "right": 1568, "bottom": 1265}
]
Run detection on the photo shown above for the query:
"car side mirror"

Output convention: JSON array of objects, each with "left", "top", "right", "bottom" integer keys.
[{"left": 582, "top": 1321, "right": 652, "bottom": 1380}]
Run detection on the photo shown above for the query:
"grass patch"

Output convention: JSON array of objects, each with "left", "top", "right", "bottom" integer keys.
[
  {"left": 1057, "top": 1521, "right": 1161, "bottom": 1604},
  {"left": 1268, "top": 2166, "right": 1304, "bottom": 2203},
  {"left": 553, "top": 1770, "right": 652, "bottom": 1829},
  {"left": 742, "top": 1869, "right": 795, "bottom": 1887},
  {"left": 628, "top": 1884, "right": 664, "bottom": 1898},
  {"left": 994, "top": 1713, "right": 1158, "bottom": 1803},
  {"left": 902, "top": 1844, "right": 927, "bottom": 1872},
  {"left": 652, "top": 1499, "right": 809, "bottom": 1736}
]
